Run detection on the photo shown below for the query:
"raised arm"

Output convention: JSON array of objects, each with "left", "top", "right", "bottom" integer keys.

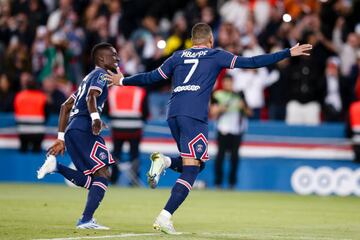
[
  {"left": 234, "top": 43, "right": 312, "bottom": 68},
  {"left": 220, "top": 43, "right": 312, "bottom": 70}
]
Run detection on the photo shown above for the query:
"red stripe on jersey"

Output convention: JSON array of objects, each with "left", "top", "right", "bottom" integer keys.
[
  {"left": 230, "top": 56, "right": 237, "bottom": 69},
  {"left": 158, "top": 68, "right": 168, "bottom": 79}
]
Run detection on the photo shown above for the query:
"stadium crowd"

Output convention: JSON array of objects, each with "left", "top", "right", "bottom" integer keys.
[{"left": 0, "top": 0, "right": 359, "bottom": 124}]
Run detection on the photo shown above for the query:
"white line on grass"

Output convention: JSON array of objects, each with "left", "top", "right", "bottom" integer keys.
[
  {"left": 33, "top": 232, "right": 353, "bottom": 240},
  {"left": 33, "top": 233, "right": 161, "bottom": 240},
  {"left": 200, "top": 232, "right": 352, "bottom": 240}
]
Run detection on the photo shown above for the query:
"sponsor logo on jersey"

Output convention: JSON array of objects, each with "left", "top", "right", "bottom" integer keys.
[
  {"left": 97, "top": 73, "right": 106, "bottom": 85},
  {"left": 173, "top": 85, "right": 200, "bottom": 93},
  {"left": 181, "top": 50, "right": 208, "bottom": 58}
]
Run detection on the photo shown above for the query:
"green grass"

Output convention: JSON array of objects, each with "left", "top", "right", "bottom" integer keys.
[{"left": 0, "top": 184, "right": 359, "bottom": 240}]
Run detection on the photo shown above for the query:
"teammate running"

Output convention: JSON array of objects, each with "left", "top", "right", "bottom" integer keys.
[
  {"left": 37, "top": 42, "right": 118, "bottom": 230},
  {"left": 106, "top": 23, "right": 312, "bottom": 234}
]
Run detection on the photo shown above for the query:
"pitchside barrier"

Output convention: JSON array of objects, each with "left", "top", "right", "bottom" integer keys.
[{"left": 0, "top": 113, "right": 359, "bottom": 196}]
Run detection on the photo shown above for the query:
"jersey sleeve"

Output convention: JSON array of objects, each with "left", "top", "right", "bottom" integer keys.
[
  {"left": 70, "top": 90, "right": 78, "bottom": 100},
  {"left": 217, "top": 50, "right": 239, "bottom": 69},
  {"left": 89, "top": 72, "right": 107, "bottom": 95},
  {"left": 123, "top": 54, "right": 176, "bottom": 86},
  {"left": 233, "top": 49, "right": 291, "bottom": 68},
  {"left": 217, "top": 49, "right": 291, "bottom": 69}
]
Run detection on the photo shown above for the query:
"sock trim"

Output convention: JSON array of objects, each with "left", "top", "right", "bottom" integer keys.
[
  {"left": 84, "top": 176, "right": 92, "bottom": 189},
  {"left": 176, "top": 179, "right": 192, "bottom": 191},
  {"left": 92, "top": 181, "right": 107, "bottom": 191}
]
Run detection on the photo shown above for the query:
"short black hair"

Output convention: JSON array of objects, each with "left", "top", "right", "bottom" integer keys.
[
  {"left": 191, "top": 23, "right": 212, "bottom": 42},
  {"left": 91, "top": 42, "right": 113, "bottom": 63}
]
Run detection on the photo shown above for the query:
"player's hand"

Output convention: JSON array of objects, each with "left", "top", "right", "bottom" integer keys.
[
  {"left": 92, "top": 119, "right": 102, "bottom": 135},
  {"left": 47, "top": 139, "right": 65, "bottom": 156},
  {"left": 290, "top": 43, "right": 312, "bottom": 57},
  {"left": 105, "top": 67, "right": 124, "bottom": 86}
]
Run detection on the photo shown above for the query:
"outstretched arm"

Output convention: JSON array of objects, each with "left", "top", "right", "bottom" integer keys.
[
  {"left": 106, "top": 68, "right": 167, "bottom": 86},
  {"left": 233, "top": 43, "right": 312, "bottom": 69},
  {"left": 106, "top": 66, "right": 168, "bottom": 86},
  {"left": 106, "top": 54, "right": 175, "bottom": 86},
  {"left": 48, "top": 95, "right": 75, "bottom": 156}
]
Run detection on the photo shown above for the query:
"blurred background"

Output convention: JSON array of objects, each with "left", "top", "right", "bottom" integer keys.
[{"left": 0, "top": 0, "right": 359, "bottom": 196}]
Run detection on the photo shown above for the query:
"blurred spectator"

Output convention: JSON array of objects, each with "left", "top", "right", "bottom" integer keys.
[
  {"left": 321, "top": 57, "right": 350, "bottom": 122},
  {"left": 37, "top": 32, "right": 75, "bottom": 83},
  {"left": 346, "top": 100, "right": 360, "bottom": 163},
  {"left": 220, "top": 0, "right": 250, "bottom": 33},
  {"left": 285, "top": 30, "right": 330, "bottom": 125},
  {"left": 32, "top": 26, "right": 49, "bottom": 77},
  {"left": 108, "top": 86, "right": 149, "bottom": 186},
  {"left": 163, "top": 12, "right": 191, "bottom": 57},
  {"left": 130, "top": 15, "right": 160, "bottom": 69},
  {"left": 229, "top": 41, "right": 271, "bottom": 119},
  {"left": 46, "top": 0, "right": 73, "bottom": 32},
  {"left": 0, "top": 0, "right": 358, "bottom": 127},
  {"left": 119, "top": 42, "right": 144, "bottom": 75},
  {"left": 333, "top": 18, "right": 359, "bottom": 77},
  {"left": 42, "top": 76, "right": 66, "bottom": 114},
  {"left": 185, "top": 0, "right": 210, "bottom": 28},
  {"left": 253, "top": 0, "right": 271, "bottom": 32},
  {"left": 284, "top": 0, "right": 320, "bottom": 20},
  {"left": 210, "top": 75, "right": 251, "bottom": 189},
  {"left": 350, "top": 51, "right": 360, "bottom": 101},
  {"left": 4, "top": 37, "right": 31, "bottom": 90},
  {"left": 14, "top": 72, "right": 47, "bottom": 153},
  {"left": 0, "top": 73, "right": 15, "bottom": 112},
  {"left": 108, "top": 0, "right": 122, "bottom": 39},
  {"left": 266, "top": 48, "right": 291, "bottom": 121}
]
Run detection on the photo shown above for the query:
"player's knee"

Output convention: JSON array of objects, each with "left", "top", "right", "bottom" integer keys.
[{"left": 93, "top": 167, "right": 110, "bottom": 179}]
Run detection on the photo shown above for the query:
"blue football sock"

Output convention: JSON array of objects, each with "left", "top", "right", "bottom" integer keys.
[
  {"left": 81, "top": 176, "right": 108, "bottom": 222},
  {"left": 164, "top": 165, "right": 199, "bottom": 214},
  {"left": 169, "top": 156, "right": 183, "bottom": 172},
  {"left": 57, "top": 163, "right": 92, "bottom": 189}
]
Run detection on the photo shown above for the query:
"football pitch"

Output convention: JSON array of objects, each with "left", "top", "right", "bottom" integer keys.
[{"left": 0, "top": 184, "right": 359, "bottom": 240}]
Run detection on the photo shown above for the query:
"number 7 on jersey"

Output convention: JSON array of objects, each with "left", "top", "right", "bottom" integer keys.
[{"left": 183, "top": 59, "right": 199, "bottom": 84}]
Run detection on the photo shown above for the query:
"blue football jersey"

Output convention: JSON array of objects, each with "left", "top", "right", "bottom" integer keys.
[
  {"left": 67, "top": 67, "right": 109, "bottom": 132},
  {"left": 123, "top": 47, "right": 290, "bottom": 122}
]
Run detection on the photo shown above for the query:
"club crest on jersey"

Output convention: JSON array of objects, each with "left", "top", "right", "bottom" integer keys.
[
  {"left": 99, "top": 151, "right": 107, "bottom": 160},
  {"left": 196, "top": 144, "right": 203, "bottom": 153}
]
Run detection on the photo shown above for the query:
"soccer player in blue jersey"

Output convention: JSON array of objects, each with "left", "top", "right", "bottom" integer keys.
[
  {"left": 106, "top": 23, "right": 312, "bottom": 234},
  {"left": 37, "top": 42, "right": 119, "bottom": 229}
]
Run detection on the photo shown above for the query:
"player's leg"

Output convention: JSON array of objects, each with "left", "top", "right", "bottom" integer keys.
[
  {"left": 154, "top": 157, "right": 200, "bottom": 235},
  {"left": 76, "top": 131, "right": 113, "bottom": 229},
  {"left": 129, "top": 138, "right": 140, "bottom": 186},
  {"left": 110, "top": 139, "right": 124, "bottom": 184},
  {"left": 54, "top": 130, "right": 93, "bottom": 189},
  {"left": 19, "top": 134, "right": 28, "bottom": 152},
  {"left": 153, "top": 116, "right": 208, "bottom": 234},
  {"left": 229, "top": 134, "right": 241, "bottom": 189},
  {"left": 78, "top": 166, "right": 110, "bottom": 229},
  {"left": 32, "top": 133, "right": 44, "bottom": 153},
  {"left": 37, "top": 132, "right": 92, "bottom": 189},
  {"left": 147, "top": 117, "right": 180, "bottom": 188},
  {"left": 214, "top": 132, "right": 227, "bottom": 188}
]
